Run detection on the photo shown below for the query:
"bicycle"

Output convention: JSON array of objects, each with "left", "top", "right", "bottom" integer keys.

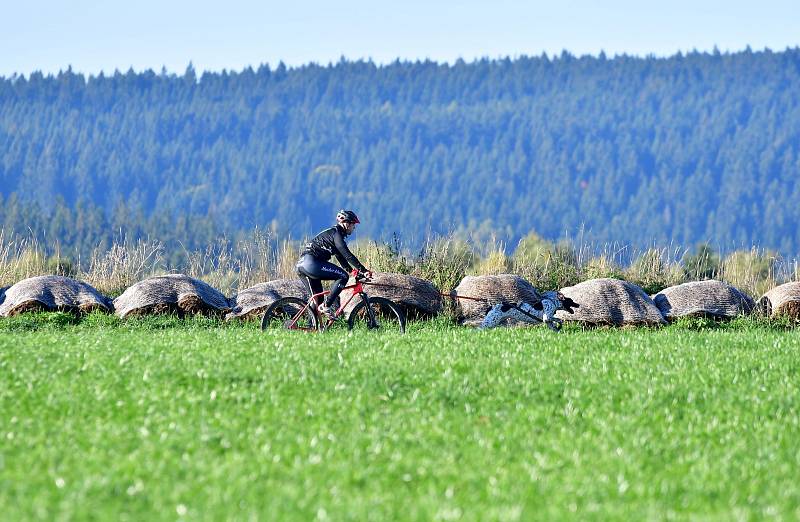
[{"left": 260, "top": 270, "right": 406, "bottom": 333}]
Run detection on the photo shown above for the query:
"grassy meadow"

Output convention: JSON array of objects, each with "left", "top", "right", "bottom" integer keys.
[{"left": 2, "top": 314, "right": 800, "bottom": 520}]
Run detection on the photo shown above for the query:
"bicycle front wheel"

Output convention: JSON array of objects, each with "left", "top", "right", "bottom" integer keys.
[
  {"left": 261, "top": 297, "right": 318, "bottom": 332},
  {"left": 347, "top": 296, "right": 406, "bottom": 334}
]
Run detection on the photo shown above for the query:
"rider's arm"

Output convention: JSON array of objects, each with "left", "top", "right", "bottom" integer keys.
[
  {"left": 334, "top": 253, "right": 353, "bottom": 273},
  {"left": 333, "top": 229, "right": 367, "bottom": 273}
]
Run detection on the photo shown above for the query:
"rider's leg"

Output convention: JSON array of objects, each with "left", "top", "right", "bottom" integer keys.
[
  {"left": 299, "top": 274, "right": 324, "bottom": 306},
  {"left": 297, "top": 254, "right": 349, "bottom": 308},
  {"left": 323, "top": 270, "right": 350, "bottom": 308},
  {"left": 297, "top": 255, "right": 326, "bottom": 306}
]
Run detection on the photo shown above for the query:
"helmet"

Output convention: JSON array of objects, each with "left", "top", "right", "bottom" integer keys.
[{"left": 336, "top": 209, "right": 360, "bottom": 224}]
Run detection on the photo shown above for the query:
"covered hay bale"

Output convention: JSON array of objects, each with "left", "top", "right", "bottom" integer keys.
[
  {"left": 555, "top": 278, "right": 665, "bottom": 327},
  {"left": 454, "top": 274, "right": 542, "bottom": 325},
  {"left": 0, "top": 275, "right": 113, "bottom": 317},
  {"left": 113, "top": 274, "right": 231, "bottom": 319},
  {"left": 653, "top": 280, "right": 754, "bottom": 321},
  {"left": 757, "top": 282, "right": 800, "bottom": 320},
  {"left": 340, "top": 272, "right": 442, "bottom": 317},
  {"left": 226, "top": 279, "right": 309, "bottom": 321},
  {"left": 0, "top": 287, "right": 6, "bottom": 306}
]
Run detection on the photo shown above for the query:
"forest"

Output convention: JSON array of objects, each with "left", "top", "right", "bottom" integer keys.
[{"left": 1, "top": 47, "right": 799, "bottom": 260}]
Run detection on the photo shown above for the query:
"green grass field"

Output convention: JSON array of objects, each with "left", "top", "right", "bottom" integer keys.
[{"left": 2, "top": 314, "right": 800, "bottom": 521}]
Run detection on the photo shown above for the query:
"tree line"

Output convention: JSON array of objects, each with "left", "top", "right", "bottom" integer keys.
[{"left": 1, "top": 48, "right": 799, "bottom": 259}]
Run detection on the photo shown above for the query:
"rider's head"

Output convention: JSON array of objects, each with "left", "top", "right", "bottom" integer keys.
[{"left": 336, "top": 209, "right": 360, "bottom": 236}]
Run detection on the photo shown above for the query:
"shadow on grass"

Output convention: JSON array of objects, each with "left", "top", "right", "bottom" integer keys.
[
  {"left": 668, "top": 315, "right": 797, "bottom": 331},
  {"left": 0, "top": 310, "right": 797, "bottom": 333},
  {"left": 0, "top": 310, "right": 256, "bottom": 332}
]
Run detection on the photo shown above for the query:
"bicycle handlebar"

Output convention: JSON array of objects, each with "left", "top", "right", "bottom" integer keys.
[{"left": 351, "top": 269, "right": 372, "bottom": 282}]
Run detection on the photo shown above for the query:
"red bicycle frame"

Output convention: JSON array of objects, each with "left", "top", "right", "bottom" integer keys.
[{"left": 286, "top": 270, "right": 366, "bottom": 331}]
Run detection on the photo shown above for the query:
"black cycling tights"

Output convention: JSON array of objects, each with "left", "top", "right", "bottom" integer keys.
[{"left": 296, "top": 254, "right": 350, "bottom": 307}]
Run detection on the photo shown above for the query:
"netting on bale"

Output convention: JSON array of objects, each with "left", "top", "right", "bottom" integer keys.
[
  {"left": 339, "top": 272, "right": 442, "bottom": 317},
  {"left": 226, "top": 279, "right": 309, "bottom": 321},
  {"left": 757, "top": 282, "right": 800, "bottom": 320},
  {"left": 555, "top": 278, "right": 666, "bottom": 326},
  {"left": 0, "top": 275, "right": 113, "bottom": 317},
  {"left": 453, "top": 274, "right": 542, "bottom": 326},
  {"left": 653, "top": 280, "right": 755, "bottom": 321},
  {"left": 113, "top": 274, "right": 231, "bottom": 319}
]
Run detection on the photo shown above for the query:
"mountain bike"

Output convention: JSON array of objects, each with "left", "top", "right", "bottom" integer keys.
[{"left": 260, "top": 270, "right": 406, "bottom": 333}]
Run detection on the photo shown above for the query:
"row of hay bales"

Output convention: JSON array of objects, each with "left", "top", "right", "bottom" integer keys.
[
  {"left": 454, "top": 275, "right": 671, "bottom": 326},
  {"left": 1, "top": 273, "right": 800, "bottom": 325},
  {"left": 454, "top": 276, "right": 800, "bottom": 325},
  {"left": 0, "top": 273, "right": 444, "bottom": 321}
]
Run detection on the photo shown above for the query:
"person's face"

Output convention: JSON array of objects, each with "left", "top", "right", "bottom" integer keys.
[{"left": 344, "top": 222, "right": 358, "bottom": 235}]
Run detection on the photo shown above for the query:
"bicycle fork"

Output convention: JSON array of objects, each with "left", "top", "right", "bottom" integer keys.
[{"left": 360, "top": 293, "right": 379, "bottom": 329}]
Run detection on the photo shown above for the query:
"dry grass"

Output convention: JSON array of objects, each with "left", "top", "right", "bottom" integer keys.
[
  {"left": 584, "top": 255, "right": 625, "bottom": 281},
  {"left": 0, "top": 233, "right": 48, "bottom": 287},
  {"left": 83, "top": 238, "right": 164, "bottom": 296},
  {"left": 352, "top": 234, "right": 414, "bottom": 275},
  {"left": 1, "top": 228, "right": 798, "bottom": 301},
  {"left": 0, "top": 233, "right": 79, "bottom": 287},
  {"left": 624, "top": 247, "right": 685, "bottom": 295},
  {"left": 181, "top": 231, "right": 302, "bottom": 295},
  {"left": 0, "top": 232, "right": 163, "bottom": 296},
  {"left": 415, "top": 237, "right": 475, "bottom": 294},
  {"left": 273, "top": 239, "right": 303, "bottom": 281},
  {"left": 718, "top": 248, "right": 780, "bottom": 298},
  {"left": 471, "top": 243, "right": 512, "bottom": 276},
  {"left": 183, "top": 238, "right": 239, "bottom": 295}
]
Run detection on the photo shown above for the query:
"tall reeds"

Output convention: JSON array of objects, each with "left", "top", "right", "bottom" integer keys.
[{"left": 0, "top": 228, "right": 797, "bottom": 299}]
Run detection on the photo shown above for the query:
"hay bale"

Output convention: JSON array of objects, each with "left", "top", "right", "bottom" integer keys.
[
  {"left": 0, "top": 287, "right": 6, "bottom": 307},
  {"left": 653, "top": 280, "right": 755, "bottom": 321},
  {"left": 340, "top": 272, "right": 442, "bottom": 317},
  {"left": 226, "top": 279, "right": 309, "bottom": 321},
  {"left": 113, "top": 274, "right": 231, "bottom": 319},
  {"left": 555, "top": 278, "right": 665, "bottom": 326},
  {"left": 757, "top": 282, "right": 800, "bottom": 320},
  {"left": 0, "top": 275, "right": 113, "bottom": 317},
  {"left": 454, "top": 274, "right": 542, "bottom": 325}
]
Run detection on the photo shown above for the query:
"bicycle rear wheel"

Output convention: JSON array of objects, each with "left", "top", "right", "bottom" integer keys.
[
  {"left": 261, "top": 297, "right": 318, "bottom": 332},
  {"left": 347, "top": 296, "right": 406, "bottom": 333}
]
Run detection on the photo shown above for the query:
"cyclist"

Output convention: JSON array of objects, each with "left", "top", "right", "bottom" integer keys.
[{"left": 296, "top": 209, "right": 372, "bottom": 320}]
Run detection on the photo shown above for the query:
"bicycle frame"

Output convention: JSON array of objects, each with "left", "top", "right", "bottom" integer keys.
[{"left": 285, "top": 270, "right": 367, "bottom": 331}]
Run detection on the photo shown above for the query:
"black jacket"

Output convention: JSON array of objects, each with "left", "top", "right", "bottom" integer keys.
[{"left": 300, "top": 225, "right": 367, "bottom": 272}]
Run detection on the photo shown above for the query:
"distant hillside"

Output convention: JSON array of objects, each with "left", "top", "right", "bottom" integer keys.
[{"left": 1, "top": 49, "right": 800, "bottom": 256}]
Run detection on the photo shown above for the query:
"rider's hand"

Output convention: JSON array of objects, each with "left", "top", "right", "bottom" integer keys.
[{"left": 363, "top": 270, "right": 374, "bottom": 279}]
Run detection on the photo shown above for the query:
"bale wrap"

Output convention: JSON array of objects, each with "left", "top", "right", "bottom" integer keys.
[
  {"left": 113, "top": 274, "right": 230, "bottom": 318},
  {"left": 226, "top": 279, "right": 309, "bottom": 321},
  {"left": 454, "top": 274, "right": 542, "bottom": 325},
  {"left": 0, "top": 275, "right": 113, "bottom": 317},
  {"left": 653, "top": 280, "right": 754, "bottom": 320},
  {"left": 757, "top": 282, "right": 800, "bottom": 320},
  {"left": 555, "top": 278, "right": 665, "bottom": 326},
  {"left": 339, "top": 272, "right": 442, "bottom": 317}
]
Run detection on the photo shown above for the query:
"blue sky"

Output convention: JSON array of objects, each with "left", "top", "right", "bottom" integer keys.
[{"left": 2, "top": 0, "right": 798, "bottom": 77}]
